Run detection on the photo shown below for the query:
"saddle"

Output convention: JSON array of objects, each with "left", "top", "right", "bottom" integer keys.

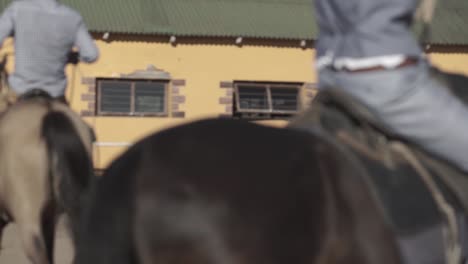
[
  {"left": 18, "top": 88, "right": 53, "bottom": 101},
  {"left": 15, "top": 88, "right": 67, "bottom": 105},
  {"left": 290, "top": 88, "right": 468, "bottom": 236}
]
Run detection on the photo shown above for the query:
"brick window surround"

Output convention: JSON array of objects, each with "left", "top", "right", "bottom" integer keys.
[{"left": 80, "top": 65, "right": 186, "bottom": 118}]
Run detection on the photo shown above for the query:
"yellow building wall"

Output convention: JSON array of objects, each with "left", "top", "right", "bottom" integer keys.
[
  {"left": 62, "top": 38, "right": 316, "bottom": 168},
  {"left": 429, "top": 52, "right": 468, "bottom": 75}
]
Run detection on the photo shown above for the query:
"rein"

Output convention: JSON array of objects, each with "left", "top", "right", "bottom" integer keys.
[
  {"left": 415, "top": 0, "right": 438, "bottom": 45},
  {"left": 0, "top": 54, "right": 14, "bottom": 108}
]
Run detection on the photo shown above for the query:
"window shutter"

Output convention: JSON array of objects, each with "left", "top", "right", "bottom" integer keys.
[
  {"left": 99, "top": 81, "right": 132, "bottom": 113},
  {"left": 271, "top": 87, "right": 299, "bottom": 112},
  {"left": 237, "top": 85, "right": 269, "bottom": 111},
  {"left": 134, "top": 81, "right": 166, "bottom": 113}
]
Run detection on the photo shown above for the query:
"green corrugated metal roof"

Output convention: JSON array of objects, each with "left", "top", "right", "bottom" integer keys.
[
  {"left": 430, "top": 0, "right": 468, "bottom": 45},
  {"left": 0, "top": 0, "right": 466, "bottom": 44},
  {"left": 63, "top": 0, "right": 172, "bottom": 35},
  {"left": 62, "top": 0, "right": 316, "bottom": 40}
]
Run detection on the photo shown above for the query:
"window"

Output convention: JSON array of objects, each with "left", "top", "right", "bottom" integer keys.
[
  {"left": 234, "top": 82, "right": 301, "bottom": 119},
  {"left": 97, "top": 79, "right": 169, "bottom": 116}
]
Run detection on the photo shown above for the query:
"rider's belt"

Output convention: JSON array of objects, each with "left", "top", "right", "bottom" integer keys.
[{"left": 336, "top": 58, "right": 419, "bottom": 73}]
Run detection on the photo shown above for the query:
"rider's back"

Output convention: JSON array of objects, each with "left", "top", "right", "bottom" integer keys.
[
  {"left": 0, "top": 0, "right": 98, "bottom": 97},
  {"left": 314, "top": 0, "right": 422, "bottom": 60}
]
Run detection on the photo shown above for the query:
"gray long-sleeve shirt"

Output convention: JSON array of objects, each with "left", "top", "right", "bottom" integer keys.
[
  {"left": 0, "top": 0, "right": 99, "bottom": 97},
  {"left": 314, "top": 0, "right": 423, "bottom": 62}
]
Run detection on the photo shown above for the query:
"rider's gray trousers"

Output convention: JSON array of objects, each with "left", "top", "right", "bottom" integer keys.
[{"left": 318, "top": 59, "right": 468, "bottom": 173}]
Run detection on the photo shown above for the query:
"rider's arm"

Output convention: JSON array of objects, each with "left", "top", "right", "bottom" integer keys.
[
  {"left": 74, "top": 20, "right": 99, "bottom": 63},
  {"left": 0, "top": 4, "right": 15, "bottom": 46}
]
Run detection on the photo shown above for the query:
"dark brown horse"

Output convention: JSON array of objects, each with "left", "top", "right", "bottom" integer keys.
[
  {"left": 74, "top": 118, "right": 401, "bottom": 264},
  {"left": 0, "top": 93, "right": 96, "bottom": 264}
]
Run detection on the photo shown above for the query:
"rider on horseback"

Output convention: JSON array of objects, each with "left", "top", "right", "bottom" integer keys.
[
  {"left": 314, "top": 0, "right": 468, "bottom": 174},
  {"left": 0, "top": 0, "right": 99, "bottom": 104}
]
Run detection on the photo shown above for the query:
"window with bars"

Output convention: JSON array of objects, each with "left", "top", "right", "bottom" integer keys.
[
  {"left": 97, "top": 79, "right": 169, "bottom": 116},
  {"left": 234, "top": 82, "right": 301, "bottom": 119}
]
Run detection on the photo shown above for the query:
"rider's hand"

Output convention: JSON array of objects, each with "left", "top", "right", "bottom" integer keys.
[{"left": 67, "top": 51, "right": 79, "bottom": 65}]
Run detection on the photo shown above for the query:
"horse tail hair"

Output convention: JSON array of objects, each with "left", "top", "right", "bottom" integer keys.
[{"left": 41, "top": 109, "right": 94, "bottom": 239}]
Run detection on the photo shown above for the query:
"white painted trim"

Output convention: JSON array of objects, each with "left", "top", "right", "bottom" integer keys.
[{"left": 94, "top": 142, "right": 132, "bottom": 147}]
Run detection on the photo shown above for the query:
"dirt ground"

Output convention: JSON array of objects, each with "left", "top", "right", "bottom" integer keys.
[{"left": 0, "top": 217, "right": 73, "bottom": 264}]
